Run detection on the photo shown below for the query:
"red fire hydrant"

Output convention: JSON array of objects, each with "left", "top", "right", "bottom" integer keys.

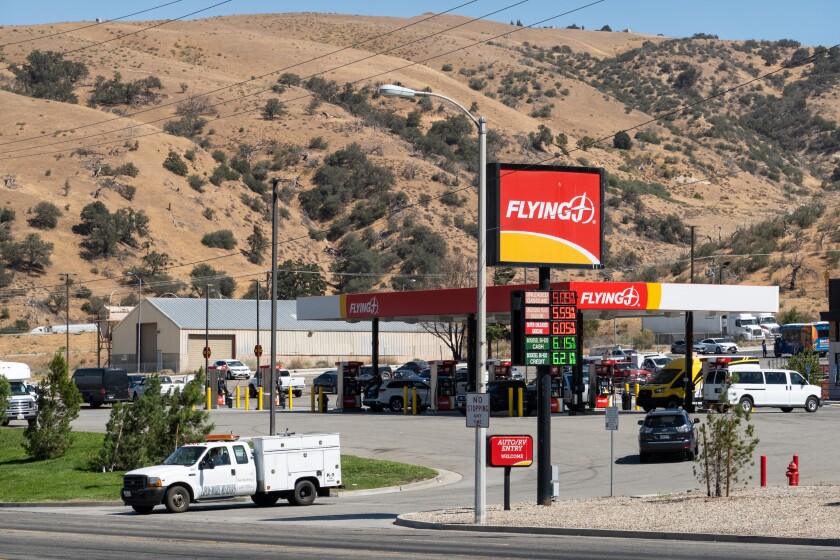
[{"left": 786, "top": 460, "right": 799, "bottom": 486}]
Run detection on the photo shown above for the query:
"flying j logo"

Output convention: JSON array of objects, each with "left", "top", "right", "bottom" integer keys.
[
  {"left": 573, "top": 282, "right": 661, "bottom": 310},
  {"left": 348, "top": 297, "right": 379, "bottom": 316},
  {"left": 488, "top": 164, "right": 604, "bottom": 267}
]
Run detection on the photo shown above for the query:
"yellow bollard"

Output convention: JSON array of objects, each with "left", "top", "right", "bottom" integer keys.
[
  {"left": 318, "top": 387, "right": 323, "bottom": 413},
  {"left": 235, "top": 386, "right": 240, "bottom": 409},
  {"left": 518, "top": 387, "right": 523, "bottom": 417},
  {"left": 311, "top": 388, "right": 316, "bottom": 412},
  {"left": 288, "top": 385, "right": 293, "bottom": 409},
  {"left": 508, "top": 387, "right": 513, "bottom": 417},
  {"left": 634, "top": 382, "right": 640, "bottom": 411},
  {"left": 403, "top": 385, "right": 408, "bottom": 415},
  {"left": 206, "top": 387, "right": 211, "bottom": 410},
  {"left": 191, "top": 403, "right": 195, "bottom": 411},
  {"left": 258, "top": 387, "right": 263, "bottom": 411},
  {"left": 245, "top": 388, "right": 249, "bottom": 411}
]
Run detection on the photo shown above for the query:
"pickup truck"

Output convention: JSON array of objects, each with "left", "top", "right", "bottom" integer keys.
[
  {"left": 130, "top": 375, "right": 184, "bottom": 401},
  {"left": 121, "top": 433, "right": 342, "bottom": 514},
  {"left": 2, "top": 362, "right": 38, "bottom": 426},
  {"left": 248, "top": 369, "right": 304, "bottom": 398}
]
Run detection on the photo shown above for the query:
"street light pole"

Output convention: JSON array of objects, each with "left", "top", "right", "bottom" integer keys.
[
  {"left": 269, "top": 178, "right": 280, "bottom": 436},
  {"left": 126, "top": 272, "right": 142, "bottom": 373},
  {"left": 379, "top": 84, "right": 487, "bottom": 524},
  {"left": 59, "top": 273, "right": 75, "bottom": 368}
]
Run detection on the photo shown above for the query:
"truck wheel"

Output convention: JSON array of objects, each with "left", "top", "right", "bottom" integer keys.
[
  {"left": 89, "top": 401, "right": 102, "bottom": 409},
  {"left": 665, "top": 399, "right": 680, "bottom": 409},
  {"left": 164, "top": 485, "right": 190, "bottom": 513},
  {"left": 639, "top": 453, "right": 649, "bottom": 463},
  {"left": 805, "top": 396, "right": 819, "bottom": 413},
  {"left": 132, "top": 505, "right": 154, "bottom": 515},
  {"left": 251, "top": 493, "right": 280, "bottom": 507},
  {"left": 294, "top": 390, "right": 302, "bottom": 398},
  {"left": 289, "top": 480, "right": 316, "bottom": 506},
  {"left": 389, "top": 397, "right": 403, "bottom": 413},
  {"left": 780, "top": 407, "right": 793, "bottom": 413},
  {"left": 642, "top": 406, "right": 653, "bottom": 413}
]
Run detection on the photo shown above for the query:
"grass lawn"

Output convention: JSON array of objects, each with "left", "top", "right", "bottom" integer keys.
[{"left": 0, "top": 428, "right": 437, "bottom": 502}]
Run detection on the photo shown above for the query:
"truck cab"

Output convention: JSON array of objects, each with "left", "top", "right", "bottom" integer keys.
[{"left": 1, "top": 362, "right": 38, "bottom": 426}]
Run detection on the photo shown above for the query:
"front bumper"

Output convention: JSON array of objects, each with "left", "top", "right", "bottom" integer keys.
[
  {"left": 121, "top": 486, "right": 166, "bottom": 507},
  {"left": 639, "top": 437, "right": 694, "bottom": 454}
]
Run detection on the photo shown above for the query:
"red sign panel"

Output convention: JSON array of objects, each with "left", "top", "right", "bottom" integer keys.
[
  {"left": 487, "top": 435, "right": 533, "bottom": 467},
  {"left": 488, "top": 163, "right": 605, "bottom": 268},
  {"left": 525, "top": 321, "right": 550, "bottom": 335}
]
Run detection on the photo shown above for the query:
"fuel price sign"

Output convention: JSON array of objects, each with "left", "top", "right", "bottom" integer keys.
[{"left": 511, "top": 290, "right": 579, "bottom": 366}]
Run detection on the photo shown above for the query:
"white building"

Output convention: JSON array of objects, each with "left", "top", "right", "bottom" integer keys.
[{"left": 111, "top": 298, "right": 452, "bottom": 373}]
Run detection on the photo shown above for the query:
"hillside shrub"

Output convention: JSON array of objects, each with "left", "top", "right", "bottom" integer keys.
[
  {"left": 201, "top": 230, "right": 237, "bottom": 250},
  {"left": 88, "top": 73, "right": 163, "bottom": 107},
  {"left": 28, "top": 202, "right": 62, "bottom": 229},
  {"left": 163, "top": 115, "right": 207, "bottom": 138},
  {"left": 163, "top": 151, "right": 188, "bottom": 176}
]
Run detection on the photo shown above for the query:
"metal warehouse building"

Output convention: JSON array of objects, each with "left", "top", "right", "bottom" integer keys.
[{"left": 111, "top": 298, "right": 452, "bottom": 373}]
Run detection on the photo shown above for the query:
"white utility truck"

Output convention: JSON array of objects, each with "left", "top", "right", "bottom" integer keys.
[
  {"left": 1, "top": 362, "right": 37, "bottom": 426},
  {"left": 121, "top": 432, "right": 342, "bottom": 514}
]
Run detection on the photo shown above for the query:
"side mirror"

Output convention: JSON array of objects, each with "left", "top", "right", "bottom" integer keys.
[
  {"left": 199, "top": 459, "right": 214, "bottom": 470},
  {"left": 637, "top": 420, "right": 643, "bottom": 425}
]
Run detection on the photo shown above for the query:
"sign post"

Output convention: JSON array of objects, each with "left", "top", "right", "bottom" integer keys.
[
  {"left": 605, "top": 406, "right": 619, "bottom": 497},
  {"left": 487, "top": 435, "right": 533, "bottom": 510}
]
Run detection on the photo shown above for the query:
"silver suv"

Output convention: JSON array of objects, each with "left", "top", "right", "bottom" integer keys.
[
  {"left": 363, "top": 379, "right": 430, "bottom": 412},
  {"left": 213, "top": 359, "right": 251, "bottom": 380}
]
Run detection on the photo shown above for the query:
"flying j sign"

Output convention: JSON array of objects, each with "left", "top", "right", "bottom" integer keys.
[{"left": 487, "top": 163, "right": 605, "bottom": 268}]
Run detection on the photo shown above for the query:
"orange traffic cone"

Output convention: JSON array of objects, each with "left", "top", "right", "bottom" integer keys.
[{"left": 217, "top": 393, "right": 224, "bottom": 406}]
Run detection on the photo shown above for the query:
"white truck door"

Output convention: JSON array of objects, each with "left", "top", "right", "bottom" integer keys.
[
  {"left": 231, "top": 443, "right": 257, "bottom": 495},
  {"left": 763, "top": 370, "right": 788, "bottom": 406},
  {"left": 787, "top": 371, "right": 810, "bottom": 406},
  {"left": 198, "top": 445, "right": 237, "bottom": 499}
]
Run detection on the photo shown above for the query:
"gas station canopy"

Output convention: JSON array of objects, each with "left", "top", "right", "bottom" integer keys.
[{"left": 296, "top": 281, "right": 779, "bottom": 323}]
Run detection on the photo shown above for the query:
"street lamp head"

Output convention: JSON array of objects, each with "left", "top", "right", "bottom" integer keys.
[{"left": 379, "top": 84, "right": 417, "bottom": 98}]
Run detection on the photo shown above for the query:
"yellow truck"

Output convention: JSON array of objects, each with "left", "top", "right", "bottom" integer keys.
[{"left": 635, "top": 357, "right": 702, "bottom": 412}]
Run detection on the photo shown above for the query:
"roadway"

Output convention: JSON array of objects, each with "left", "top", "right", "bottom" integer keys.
[{"left": 3, "top": 392, "right": 839, "bottom": 559}]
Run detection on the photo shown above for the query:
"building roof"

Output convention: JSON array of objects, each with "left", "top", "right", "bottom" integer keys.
[{"left": 145, "top": 298, "right": 430, "bottom": 332}]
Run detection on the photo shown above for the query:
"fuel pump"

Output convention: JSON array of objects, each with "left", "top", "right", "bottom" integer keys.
[
  {"left": 431, "top": 360, "right": 456, "bottom": 411},
  {"left": 595, "top": 359, "right": 616, "bottom": 408},
  {"left": 259, "top": 364, "right": 284, "bottom": 409},
  {"left": 496, "top": 360, "right": 512, "bottom": 380},
  {"left": 549, "top": 366, "right": 562, "bottom": 413},
  {"left": 336, "top": 361, "right": 363, "bottom": 411}
]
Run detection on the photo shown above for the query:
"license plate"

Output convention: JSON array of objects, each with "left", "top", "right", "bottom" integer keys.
[
  {"left": 16, "top": 414, "right": 24, "bottom": 420},
  {"left": 658, "top": 434, "right": 670, "bottom": 440},
  {"left": 123, "top": 490, "right": 132, "bottom": 497}
]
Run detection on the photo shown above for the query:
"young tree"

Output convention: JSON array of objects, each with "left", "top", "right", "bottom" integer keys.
[
  {"left": 163, "top": 151, "right": 188, "bottom": 176},
  {"left": 246, "top": 225, "right": 267, "bottom": 265},
  {"left": 23, "top": 353, "right": 82, "bottom": 460},
  {"left": 613, "top": 130, "right": 632, "bottom": 150},
  {"left": 3, "top": 233, "right": 54, "bottom": 272},
  {"left": 787, "top": 346, "right": 822, "bottom": 384},
  {"left": 189, "top": 263, "right": 236, "bottom": 298},
  {"left": 693, "top": 397, "right": 759, "bottom": 497},
  {"left": 262, "top": 98, "right": 287, "bottom": 120},
  {"left": 28, "top": 201, "right": 62, "bottom": 229}
]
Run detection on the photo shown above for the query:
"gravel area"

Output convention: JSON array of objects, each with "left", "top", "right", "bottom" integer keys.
[{"left": 404, "top": 485, "right": 840, "bottom": 539}]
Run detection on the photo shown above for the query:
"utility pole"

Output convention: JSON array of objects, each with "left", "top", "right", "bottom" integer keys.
[
  {"left": 684, "top": 226, "right": 697, "bottom": 412},
  {"left": 59, "top": 273, "right": 75, "bottom": 369},
  {"left": 270, "top": 178, "right": 280, "bottom": 435}
]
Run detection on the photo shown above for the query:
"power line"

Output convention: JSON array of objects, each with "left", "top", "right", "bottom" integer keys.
[
  {"left": 0, "top": 0, "right": 233, "bottom": 73},
  {"left": 0, "top": 0, "right": 483, "bottom": 152},
  {"left": 0, "top": 0, "right": 187, "bottom": 48}
]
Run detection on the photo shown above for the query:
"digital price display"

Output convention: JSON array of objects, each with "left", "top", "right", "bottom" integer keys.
[{"left": 512, "top": 290, "right": 579, "bottom": 367}]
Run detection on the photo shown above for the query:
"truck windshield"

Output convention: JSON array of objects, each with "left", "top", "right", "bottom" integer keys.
[
  {"left": 163, "top": 446, "right": 205, "bottom": 466},
  {"left": 759, "top": 317, "right": 776, "bottom": 325},
  {"left": 10, "top": 382, "right": 28, "bottom": 395},
  {"left": 649, "top": 368, "right": 680, "bottom": 385}
]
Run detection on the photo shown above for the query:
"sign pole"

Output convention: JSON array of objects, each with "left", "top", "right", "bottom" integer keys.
[
  {"left": 537, "top": 266, "right": 552, "bottom": 506},
  {"left": 504, "top": 466, "right": 512, "bottom": 511},
  {"left": 605, "top": 406, "right": 619, "bottom": 497},
  {"left": 610, "top": 428, "right": 614, "bottom": 497}
]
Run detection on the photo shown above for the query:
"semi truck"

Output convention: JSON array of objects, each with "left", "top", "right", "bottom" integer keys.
[
  {"left": 641, "top": 313, "right": 765, "bottom": 343},
  {"left": 122, "top": 432, "right": 342, "bottom": 514}
]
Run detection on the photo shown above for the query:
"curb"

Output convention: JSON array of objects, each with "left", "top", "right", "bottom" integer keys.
[
  {"left": 393, "top": 516, "right": 840, "bottom": 547},
  {"left": 0, "top": 501, "right": 123, "bottom": 508},
  {"left": 340, "top": 468, "right": 462, "bottom": 497}
]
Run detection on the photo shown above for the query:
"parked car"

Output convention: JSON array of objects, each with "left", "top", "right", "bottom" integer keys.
[
  {"left": 360, "top": 365, "right": 392, "bottom": 381},
  {"left": 71, "top": 367, "right": 131, "bottom": 408},
  {"left": 213, "top": 359, "right": 251, "bottom": 380},
  {"left": 670, "top": 340, "right": 704, "bottom": 354},
  {"left": 396, "top": 360, "right": 429, "bottom": 375},
  {"left": 312, "top": 371, "right": 338, "bottom": 394},
  {"left": 698, "top": 338, "right": 739, "bottom": 355},
  {"left": 363, "top": 379, "right": 431, "bottom": 412},
  {"left": 641, "top": 356, "right": 672, "bottom": 375},
  {"left": 638, "top": 408, "right": 699, "bottom": 463}
]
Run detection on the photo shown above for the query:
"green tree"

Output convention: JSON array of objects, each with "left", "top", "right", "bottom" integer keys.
[
  {"left": 190, "top": 264, "right": 236, "bottom": 297},
  {"left": 583, "top": 319, "right": 601, "bottom": 341},
  {"left": 3, "top": 233, "right": 54, "bottom": 272},
  {"left": 493, "top": 267, "right": 516, "bottom": 285},
  {"left": 694, "top": 400, "right": 759, "bottom": 497},
  {"left": 787, "top": 346, "right": 822, "bottom": 384},
  {"left": 163, "top": 150, "right": 188, "bottom": 176},
  {"left": 9, "top": 50, "right": 88, "bottom": 103},
  {"left": 244, "top": 259, "right": 327, "bottom": 300},
  {"left": 23, "top": 353, "right": 82, "bottom": 460},
  {"left": 631, "top": 328, "right": 655, "bottom": 350},
  {"left": 74, "top": 202, "right": 149, "bottom": 258},
  {"left": 0, "top": 375, "right": 10, "bottom": 426},
  {"left": 28, "top": 201, "right": 62, "bottom": 229},
  {"left": 262, "top": 98, "right": 287, "bottom": 120},
  {"left": 201, "top": 230, "right": 237, "bottom": 250},
  {"left": 95, "top": 376, "right": 212, "bottom": 471},
  {"left": 673, "top": 65, "right": 701, "bottom": 90},
  {"left": 163, "top": 115, "right": 207, "bottom": 138},
  {"left": 246, "top": 225, "right": 267, "bottom": 265},
  {"left": 613, "top": 130, "right": 632, "bottom": 150},
  {"left": 777, "top": 307, "right": 812, "bottom": 324}
]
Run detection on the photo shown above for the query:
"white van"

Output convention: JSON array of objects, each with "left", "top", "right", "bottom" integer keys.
[
  {"left": 716, "top": 369, "right": 821, "bottom": 414},
  {"left": 701, "top": 358, "right": 761, "bottom": 406}
]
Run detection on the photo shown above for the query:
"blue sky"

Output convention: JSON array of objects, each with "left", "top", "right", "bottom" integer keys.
[{"left": 0, "top": 0, "right": 836, "bottom": 46}]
